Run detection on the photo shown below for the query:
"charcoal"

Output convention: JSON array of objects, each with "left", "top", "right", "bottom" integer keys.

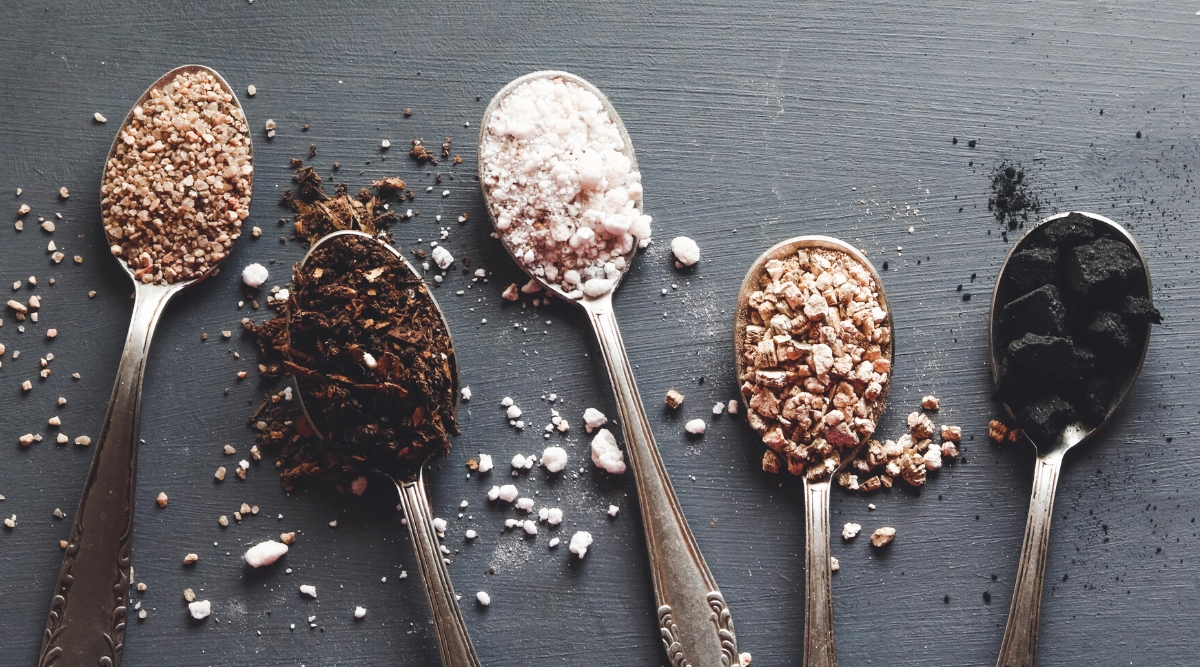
[
  {"left": 1001, "top": 284, "right": 1067, "bottom": 338},
  {"left": 1086, "top": 311, "right": 1133, "bottom": 353},
  {"left": 1005, "top": 246, "right": 1059, "bottom": 293},
  {"left": 1078, "top": 377, "right": 1114, "bottom": 423},
  {"left": 1117, "top": 295, "right": 1163, "bottom": 325},
  {"left": 1040, "top": 213, "right": 1096, "bottom": 247},
  {"left": 994, "top": 356, "right": 1041, "bottom": 405},
  {"left": 1018, "top": 394, "right": 1077, "bottom": 444},
  {"left": 1007, "top": 333, "right": 1094, "bottom": 382},
  {"left": 1065, "top": 237, "right": 1142, "bottom": 300}
]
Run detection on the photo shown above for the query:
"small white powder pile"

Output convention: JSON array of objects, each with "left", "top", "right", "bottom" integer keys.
[
  {"left": 590, "top": 428, "right": 626, "bottom": 474},
  {"left": 480, "top": 76, "right": 652, "bottom": 299},
  {"left": 569, "top": 531, "right": 593, "bottom": 558},
  {"left": 244, "top": 539, "right": 289, "bottom": 568}
]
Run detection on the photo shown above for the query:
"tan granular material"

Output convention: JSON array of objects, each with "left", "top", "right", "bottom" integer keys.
[
  {"left": 739, "top": 248, "right": 891, "bottom": 481},
  {"left": 101, "top": 69, "right": 252, "bottom": 284}
]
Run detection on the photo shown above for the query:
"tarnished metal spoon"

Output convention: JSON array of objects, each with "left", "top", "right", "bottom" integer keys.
[
  {"left": 734, "top": 236, "right": 894, "bottom": 667},
  {"left": 289, "top": 230, "right": 480, "bottom": 667},
  {"left": 479, "top": 71, "right": 739, "bottom": 667},
  {"left": 990, "top": 212, "right": 1154, "bottom": 667},
  {"left": 40, "top": 65, "right": 251, "bottom": 667}
]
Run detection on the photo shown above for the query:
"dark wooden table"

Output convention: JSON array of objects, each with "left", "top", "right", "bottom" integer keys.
[{"left": 1, "top": 2, "right": 1196, "bottom": 665}]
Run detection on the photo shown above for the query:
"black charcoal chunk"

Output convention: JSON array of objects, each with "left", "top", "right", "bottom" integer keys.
[
  {"left": 1117, "top": 295, "right": 1163, "bottom": 324},
  {"left": 1002, "top": 284, "right": 1067, "bottom": 338},
  {"left": 995, "top": 357, "right": 1040, "bottom": 404},
  {"left": 1019, "top": 394, "right": 1076, "bottom": 444},
  {"left": 1007, "top": 333, "right": 1094, "bottom": 382},
  {"left": 1065, "top": 237, "right": 1142, "bottom": 300},
  {"left": 1005, "top": 247, "right": 1059, "bottom": 293},
  {"left": 1079, "top": 377, "right": 1114, "bottom": 423},
  {"left": 1086, "top": 311, "right": 1133, "bottom": 353},
  {"left": 1040, "top": 213, "right": 1096, "bottom": 247}
]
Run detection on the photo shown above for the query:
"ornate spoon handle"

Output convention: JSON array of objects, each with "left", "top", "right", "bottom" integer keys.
[
  {"left": 396, "top": 474, "right": 482, "bottom": 667},
  {"left": 584, "top": 293, "right": 739, "bottom": 667},
  {"left": 996, "top": 451, "right": 1064, "bottom": 667},
  {"left": 802, "top": 479, "right": 837, "bottom": 667},
  {"left": 40, "top": 282, "right": 182, "bottom": 667}
]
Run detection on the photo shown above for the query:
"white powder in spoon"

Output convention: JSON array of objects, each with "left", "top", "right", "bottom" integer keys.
[{"left": 480, "top": 76, "right": 652, "bottom": 299}]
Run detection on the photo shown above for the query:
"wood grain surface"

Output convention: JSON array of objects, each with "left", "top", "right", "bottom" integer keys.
[{"left": 0, "top": 2, "right": 1197, "bottom": 666}]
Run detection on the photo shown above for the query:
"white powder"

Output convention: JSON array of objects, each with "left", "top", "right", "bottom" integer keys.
[
  {"left": 540, "top": 446, "right": 568, "bottom": 472},
  {"left": 188, "top": 599, "right": 211, "bottom": 620},
  {"left": 480, "top": 76, "right": 652, "bottom": 299},
  {"left": 244, "top": 539, "right": 288, "bottom": 568},
  {"left": 590, "top": 428, "right": 626, "bottom": 474},
  {"left": 670, "top": 236, "right": 700, "bottom": 266},
  {"left": 241, "top": 263, "right": 269, "bottom": 288},
  {"left": 569, "top": 531, "right": 593, "bottom": 558},
  {"left": 477, "top": 453, "right": 493, "bottom": 473},
  {"left": 582, "top": 407, "right": 607, "bottom": 432}
]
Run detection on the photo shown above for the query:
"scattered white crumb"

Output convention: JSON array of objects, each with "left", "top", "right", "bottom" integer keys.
[
  {"left": 431, "top": 245, "right": 454, "bottom": 269},
  {"left": 684, "top": 418, "right": 706, "bottom": 435},
  {"left": 497, "top": 485, "right": 518, "bottom": 502},
  {"left": 487, "top": 486, "right": 501, "bottom": 501},
  {"left": 432, "top": 517, "right": 448, "bottom": 533},
  {"left": 244, "top": 540, "right": 289, "bottom": 568},
  {"left": 830, "top": 556, "right": 840, "bottom": 572},
  {"left": 712, "top": 402, "right": 725, "bottom": 415},
  {"left": 242, "top": 263, "right": 269, "bottom": 288},
  {"left": 842, "top": 522, "right": 862, "bottom": 540},
  {"left": 465, "top": 529, "right": 478, "bottom": 540},
  {"left": 540, "top": 446, "right": 568, "bottom": 472},
  {"left": 350, "top": 476, "right": 369, "bottom": 496},
  {"left": 582, "top": 407, "right": 607, "bottom": 433},
  {"left": 461, "top": 386, "right": 472, "bottom": 401},
  {"left": 476, "top": 591, "right": 491, "bottom": 606},
  {"left": 727, "top": 399, "right": 739, "bottom": 415},
  {"left": 188, "top": 600, "right": 211, "bottom": 620},
  {"left": 670, "top": 236, "right": 700, "bottom": 266},
  {"left": 299, "top": 584, "right": 317, "bottom": 598},
  {"left": 354, "top": 606, "right": 366, "bottom": 619},
  {"left": 511, "top": 453, "right": 528, "bottom": 469},
  {"left": 515, "top": 497, "right": 534, "bottom": 512},
  {"left": 477, "top": 453, "right": 493, "bottom": 473},
  {"left": 590, "top": 428, "right": 626, "bottom": 474},
  {"left": 607, "top": 504, "right": 619, "bottom": 517},
  {"left": 548, "top": 537, "right": 560, "bottom": 548},
  {"left": 506, "top": 404, "right": 522, "bottom": 419},
  {"left": 501, "top": 396, "right": 514, "bottom": 407},
  {"left": 522, "top": 520, "right": 538, "bottom": 535},
  {"left": 569, "top": 531, "right": 593, "bottom": 558},
  {"left": 93, "top": 112, "right": 108, "bottom": 123}
]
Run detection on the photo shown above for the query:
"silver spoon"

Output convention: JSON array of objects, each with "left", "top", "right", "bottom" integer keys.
[
  {"left": 479, "top": 71, "right": 739, "bottom": 667},
  {"left": 39, "top": 65, "right": 251, "bottom": 667},
  {"left": 990, "top": 211, "right": 1155, "bottom": 667},
  {"left": 289, "top": 230, "right": 480, "bottom": 667},
  {"left": 733, "top": 236, "right": 894, "bottom": 667}
]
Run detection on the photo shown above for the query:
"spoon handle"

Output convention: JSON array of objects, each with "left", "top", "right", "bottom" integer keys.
[
  {"left": 39, "top": 282, "right": 181, "bottom": 667},
  {"left": 584, "top": 295, "right": 739, "bottom": 667},
  {"left": 996, "top": 451, "right": 1064, "bottom": 667},
  {"left": 802, "top": 479, "right": 837, "bottom": 667},
  {"left": 396, "top": 476, "right": 482, "bottom": 667}
]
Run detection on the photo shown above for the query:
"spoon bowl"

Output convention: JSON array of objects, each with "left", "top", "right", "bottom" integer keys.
[
  {"left": 989, "top": 211, "right": 1154, "bottom": 667},
  {"left": 733, "top": 235, "right": 893, "bottom": 667},
  {"left": 289, "top": 230, "right": 480, "bottom": 667},
  {"left": 40, "top": 65, "right": 250, "bottom": 667},
  {"left": 479, "top": 71, "right": 740, "bottom": 667}
]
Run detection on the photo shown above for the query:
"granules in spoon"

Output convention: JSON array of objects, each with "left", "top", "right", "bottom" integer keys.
[
  {"left": 738, "top": 248, "right": 892, "bottom": 481},
  {"left": 480, "top": 76, "right": 652, "bottom": 299},
  {"left": 102, "top": 69, "right": 252, "bottom": 284},
  {"left": 248, "top": 234, "right": 457, "bottom": 486}
]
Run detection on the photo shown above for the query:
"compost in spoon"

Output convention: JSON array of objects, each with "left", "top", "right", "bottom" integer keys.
[
  {"left": 989, "top": 211, "right": 1160, "bottom": 667},
  {"left": 734, "top": 236, "right": 893, "bottom": 667},
  {"left": 479, "top": 71, "right": 740, "bottom": 667},
  {"left": 40, "top": 64, "right": 252, "bottom": 667},
  {"left": 259, "top": 230, "right": 480, "bottom": 667}
]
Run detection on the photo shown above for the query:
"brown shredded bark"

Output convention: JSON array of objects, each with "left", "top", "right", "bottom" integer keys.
[{"left": 247, "top": 234, "right": 457, "bottom": 487}]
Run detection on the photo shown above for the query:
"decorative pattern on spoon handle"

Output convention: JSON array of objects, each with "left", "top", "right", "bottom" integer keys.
[
  {"left": 996, "top": 451, "right": 1064, "bottom": 667},
  {"left": 802, "top": 480, "right": 837, "bottom": 667},
  {"left": 39, "top": 283, "right": 180, "bottom": 667},
  {"left": 585, "top": 294, "right": 739, "bottom": 667}
]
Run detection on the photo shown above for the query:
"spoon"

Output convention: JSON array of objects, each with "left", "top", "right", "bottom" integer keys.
[
  {"left": 39, "top": 65, "right": 251, "bottom": 667},
  {"left": 289, "top": 230, "right": 480, "bottom": 667},
  {"left": 479, "top": 71, "right": 739, "bottom": 667},
  {"left": 990, "top": 211, "right": 1154, "bottom": 667},
  {"left": 733, "top": 236, "right": 893, "bottom": 667}
]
